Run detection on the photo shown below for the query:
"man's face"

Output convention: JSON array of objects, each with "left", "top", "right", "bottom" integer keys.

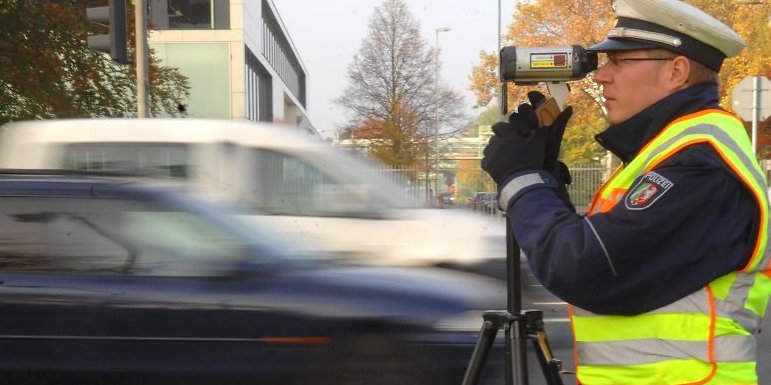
[{"left": 594, "top": 50, "right": 676, "bottom": 125}]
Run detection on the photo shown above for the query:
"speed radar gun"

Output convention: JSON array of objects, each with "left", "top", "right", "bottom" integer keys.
[
  {"left": 500, "top": 45, "right": 598, "bottom": 122},
  {"left": 461, "top": 45, "right": 597, "bottom": 385}
]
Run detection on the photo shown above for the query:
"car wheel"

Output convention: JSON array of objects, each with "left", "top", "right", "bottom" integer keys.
[{"left": 323, "top": 332, "right": 426, "bottom": 385}]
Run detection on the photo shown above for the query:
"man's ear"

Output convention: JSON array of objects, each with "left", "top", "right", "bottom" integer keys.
[{"left": 667, "top": 56, "right": 691, "bottom": 91}]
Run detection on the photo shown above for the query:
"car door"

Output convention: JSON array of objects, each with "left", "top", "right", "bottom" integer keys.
[{"left": 0, "top": 191, "right": 329, "bottom": 382}]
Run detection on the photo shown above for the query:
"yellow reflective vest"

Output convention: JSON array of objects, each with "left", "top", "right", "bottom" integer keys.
[{"left": 574, "top": 109, "right": 771, "bottom": 385}]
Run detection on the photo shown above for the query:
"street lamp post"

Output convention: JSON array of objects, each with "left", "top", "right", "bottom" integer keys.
[
  {"left": 434, "top": 27, "right": 451, "bottom": 205},
  {"left": 498, "top": 0, "right": 501, "bottom": 56},
  {"left": 135, "top": 0, "right": 150, "bottom": 118}
]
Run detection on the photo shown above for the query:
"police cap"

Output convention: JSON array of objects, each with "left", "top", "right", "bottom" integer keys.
[{"left": 588, "top": 0, "right": 745, "bottom": 71}]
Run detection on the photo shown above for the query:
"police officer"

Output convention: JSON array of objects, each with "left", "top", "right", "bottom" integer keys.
[{"left": 481, "top": 0, "right": 771, "bottom": 383}]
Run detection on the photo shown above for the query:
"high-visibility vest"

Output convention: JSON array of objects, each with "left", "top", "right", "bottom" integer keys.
[{"left": 574, "top": 109, "right": 771, "bottom": 385}]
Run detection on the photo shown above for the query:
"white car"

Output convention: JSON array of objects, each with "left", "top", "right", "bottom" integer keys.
[{"left": 0, "top": 119, "right": 506, "bottom": 269}]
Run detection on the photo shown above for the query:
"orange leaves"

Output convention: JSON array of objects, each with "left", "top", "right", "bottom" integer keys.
[
  {"left": 468, "top": 51, "right": 498, "bottom": 107},
  {"left": 468, "top": 0, "right": 614, "bottom": 114},
  {"left": 1, "top": 0, "right": 189, "bottom": 124},
  {"left": 507, "top": 0, "right": 613, "bottom": 47}
]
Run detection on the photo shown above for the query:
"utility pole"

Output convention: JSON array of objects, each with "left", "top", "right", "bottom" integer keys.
[
  {"left": 135, "top": 0, "right": 149, "bottom": 118},
  {"left": 435, "top": 27, "right": 451, "bottom": 202}
]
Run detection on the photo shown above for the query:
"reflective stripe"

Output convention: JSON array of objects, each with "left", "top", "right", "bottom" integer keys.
[
  {"left": 497, "top": 173, "right": 546, "bottom": 211},
  {"left": 638, "top": 112, "right": 770, "bottom": 272},
  {"left": 712, "top": 273, "right": 763, "bottom": 332},
  {"left": 572, "top": 289, "right": 710, "bottom": 317},
  {"left": 644, "top": 124, "right": 766, "bottom": 194},
  {"left": 746, "top": 273, "right": 771, "bottom": 319},
  {"left": 642, "top": 121, "right": 770, "bottom": 272},
  {"left": 575, "top": 110, "right": 769, "bottom": 385},
  {"left": 578, "top": 334, "right": 756, "bottom": 366},
  {"left": 652, "top": 289, "right": 711, "bottom": 314},
  {"left": 583, "top": 217, "right": 617, "bottom": 276},
  {"left": 608, "top": 27, "right": 683, "bottom": 47}
]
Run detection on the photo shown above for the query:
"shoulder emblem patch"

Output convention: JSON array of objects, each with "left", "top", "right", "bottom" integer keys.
[{"left": 624, "top": 171, "right": 674, "bottom": 211}]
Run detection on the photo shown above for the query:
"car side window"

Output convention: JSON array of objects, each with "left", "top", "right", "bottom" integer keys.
[
  {"left": 62, "top": 143, "right": 190, "bottom": 178},
  {"left": 0, "top": 197, "right": 244, "bottom": 276},
  {"left": 0, "top": 199, "right": 128, "bottom": 274},
  {"left": 244, "top": 149, "right": 371, "bottom": 217},
  {"left": 120, "top": 210, "right": 246, "bottom": 275}
]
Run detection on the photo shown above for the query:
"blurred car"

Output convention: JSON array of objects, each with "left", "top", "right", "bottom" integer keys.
[
  {"left": 0, "top": 119, "right": 505, "bottom": 269},
  {"left": 438, "top": 191, "right": 455, "bottom": 208},
  {"left": 470, "top": 192, "right": 498, "bottom": 214},
  {"left": 0, "top": 170, "right": 508, "bottom": 384}
]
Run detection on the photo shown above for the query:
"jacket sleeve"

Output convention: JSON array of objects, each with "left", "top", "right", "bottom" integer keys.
[{"left": 508, "top": 144, "right": 759, "bottom": 315}]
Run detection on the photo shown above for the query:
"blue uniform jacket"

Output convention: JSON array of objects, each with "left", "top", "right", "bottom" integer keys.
[{"left": 507, "top": 83, "right": 760, "bottom": 315}]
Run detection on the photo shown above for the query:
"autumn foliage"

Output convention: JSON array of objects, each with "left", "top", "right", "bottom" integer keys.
[
  {"left": 469, "top": 0, "right": 771, "bottom": 162},
  {"left": 0, "top": 0, "right": 189, "bottom": 125}
]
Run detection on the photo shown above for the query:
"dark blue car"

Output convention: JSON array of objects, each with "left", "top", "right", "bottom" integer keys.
[{"left": 0, "top": 171, "right": 507, "bottom": 385}]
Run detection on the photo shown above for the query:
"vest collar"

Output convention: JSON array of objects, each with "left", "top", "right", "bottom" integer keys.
[{"left": 594, "top": 83, "right": 720, "bottom": 163}]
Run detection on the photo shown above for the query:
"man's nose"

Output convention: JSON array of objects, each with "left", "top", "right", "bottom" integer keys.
[{"left": 593, "top": 64, "right": 612, "bottom": 84}]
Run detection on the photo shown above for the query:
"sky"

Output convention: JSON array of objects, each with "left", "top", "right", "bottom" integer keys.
[{"left": 272, "top": 0, "right": 518, "bottom": 139}]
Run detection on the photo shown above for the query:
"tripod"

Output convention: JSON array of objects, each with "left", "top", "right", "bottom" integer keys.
[{"left": 461, "top": 216, "right": 566, "bottom": 385}]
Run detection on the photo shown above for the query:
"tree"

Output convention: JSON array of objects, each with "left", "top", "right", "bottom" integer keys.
[
  {"left": 0, "top": 0, "right": 189, "bottom": 126},
  {"left": 473, "top": 103, "right": 503, "bottom": 130},
  {"left": 456, "top": 157, "right": 494, "bottom": 200},
  {"left": 470, "top": 0, "right": 612, "bottom": 165},
  {"left": 336, "top": 0, "right": 467, "bottom": 167},
  {"left": 469, "top": 0, "right": 771, "bottom": 163}
]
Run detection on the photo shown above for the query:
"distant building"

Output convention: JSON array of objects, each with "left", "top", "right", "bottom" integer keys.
[
  {"left": 336, "top": 123, "right": 492, "bottom": 165},
  {"left": 147, "top": 0, "right": 317, "bottom": 136}
]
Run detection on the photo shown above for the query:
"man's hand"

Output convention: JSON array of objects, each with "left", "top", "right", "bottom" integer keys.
[
  {"left": 525, "top": 92, "right": 573, "bottom": 176},
  {"left": 481, "top": 93, "right": 573, "bottom": 185}
]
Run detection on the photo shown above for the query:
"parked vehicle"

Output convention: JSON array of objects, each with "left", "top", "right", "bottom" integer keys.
[
  {"left": 470, "top": 192, "right": 498, "bottom": 214},
  {"left": 0, "top": 119, "right": 505, "bottom": 269},
  {"left": 0, "top": 170, "right": 507, "bottom": 385},
  {"left": 438, "top": 191, "right": 455, "bottom": 208}
]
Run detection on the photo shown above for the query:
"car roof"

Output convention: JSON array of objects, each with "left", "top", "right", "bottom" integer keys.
[
  {"left": 0, "top": 119, "right": 417, "bottom": 208},
  {"left": 0, "top": 118, "right": 328, "bottom": 152}
]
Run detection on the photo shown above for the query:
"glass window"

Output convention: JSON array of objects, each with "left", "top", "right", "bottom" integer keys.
[
  {"left": 62, "top": 143, "right": 190, "bottom": 179},
  {"left": 244, "top": 150, "right": 373, "bottom": 217},
  {"left": 150, "top": 43, "right": 231, "bottom": 119},
  {"left": 151, "top": 0, "right": 230, "bottom": 30},
  {"left": 0, "top": 197, "right": 247, "bottom": 276},
  {"left": 120, "top": 210, "right": 247, "bottom": 275}
]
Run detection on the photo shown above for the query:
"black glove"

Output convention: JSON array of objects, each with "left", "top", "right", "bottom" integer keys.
[
  {"left": 524, "top": 91, "right": 573, "bottom": 181},
  {"left": 552, "top": 160, "right": 576, "bottom": 211},
  {"left": 481, "top": 94, "right": 573, "bottom": 185},
  {"left": 481, "top": 104, "right": 551, "bottom": 185}
]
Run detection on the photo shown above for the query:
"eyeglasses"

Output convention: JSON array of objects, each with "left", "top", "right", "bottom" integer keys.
[{"left": 599, "top": 54, "right": 675, "bottom": 68}]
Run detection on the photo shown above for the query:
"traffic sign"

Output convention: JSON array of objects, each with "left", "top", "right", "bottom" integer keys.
[{"left": 732, "top": 76, "right": 771, "bottom": 121}]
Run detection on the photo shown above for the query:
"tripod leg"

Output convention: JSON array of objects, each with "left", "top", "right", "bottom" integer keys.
[
  {"left": 462, "top": 311, "right": 510, "bottom": 385},
  {"left": 524, "top": 310, "right": 565, "bottom": 385},
  {"left": 464, "top": 212, "right": 567, "bottom": 385},
  {"left": 506, "top": 315, "right": 529, "bottom": 385}
]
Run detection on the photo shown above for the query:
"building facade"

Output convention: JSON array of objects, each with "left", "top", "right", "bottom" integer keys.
[{"left": 147, "top": 0, "right": 317, "bottom": 136}]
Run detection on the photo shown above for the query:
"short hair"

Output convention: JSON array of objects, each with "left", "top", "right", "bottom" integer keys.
[
  {"left": 687, "top": 59, "right": 719, "bottom": 85},
  {"left": 646, "top": 49, "right": 719, "bottom": 85}
]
